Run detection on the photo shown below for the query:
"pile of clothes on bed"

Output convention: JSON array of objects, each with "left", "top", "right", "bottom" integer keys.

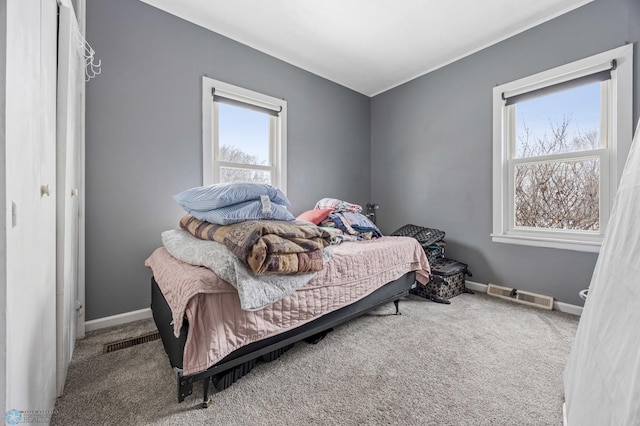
[
  {"left": 296, "top": 197, "right": 383, "bottom": 244},
  {"left": 159, "top": 182, "right": 381, "bottom": 311},
  {"left": 172, "top": 182, "right": 334, "bottom": 274}
]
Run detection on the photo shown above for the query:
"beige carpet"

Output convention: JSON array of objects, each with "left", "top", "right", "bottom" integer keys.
[{"left": 51, "top": 293, "right": 579, "bottom": 425}]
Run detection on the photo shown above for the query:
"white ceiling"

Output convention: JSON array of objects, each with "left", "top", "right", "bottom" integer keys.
[{"left": 139, "top": 0, "right": 593, "bottom": 96}]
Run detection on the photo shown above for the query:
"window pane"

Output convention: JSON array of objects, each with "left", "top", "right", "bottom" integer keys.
[
  {"left": 514, "top": 82, "right": 601, "bottom": 159},
  {"left": 220, "top": 167, "right": 271, "bottom": 185},
  {"left": 514, "top": 158, "right": 599, "bottom": 231},
  {"left": 218, "top": 103, "right": 270, "bottom": 165}
]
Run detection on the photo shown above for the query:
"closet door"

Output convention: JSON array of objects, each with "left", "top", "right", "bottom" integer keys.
[
  {"left": 5, "top": 0, "right": 58, "bottom": 412},
  {"left": 55, "top": 3, "right": 83, "bottom": 396}
]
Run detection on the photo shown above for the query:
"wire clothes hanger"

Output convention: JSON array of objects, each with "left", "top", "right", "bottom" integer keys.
[{"left": 73, "top": 27, "right": 101, "bottom": 82}]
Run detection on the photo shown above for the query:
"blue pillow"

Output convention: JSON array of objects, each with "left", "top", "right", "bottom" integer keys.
[
  {"left": 188, "top": 199, "right": 295, "bottom": 225},
  {"left": 173, "top": 182, "right": 290, "bottom": 212}
]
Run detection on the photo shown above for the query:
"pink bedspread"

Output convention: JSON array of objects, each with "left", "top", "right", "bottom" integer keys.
[{"left": 145, "top": 236, "right": 430, "bottom": 375}]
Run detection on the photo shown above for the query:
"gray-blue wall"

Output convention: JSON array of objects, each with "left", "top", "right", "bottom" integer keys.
[
  {"left": 85, "top": 0, "right": 371, "bottom": 319},
  {"left": 86, "top": 0, "right": 638, "bottom": 319},
  {"left": 371, "top": 0, "right": 639, "bottom": 306}
]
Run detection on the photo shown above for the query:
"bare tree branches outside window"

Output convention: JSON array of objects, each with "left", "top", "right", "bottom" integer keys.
[
  {"left": 219, "top": 145, "right": 271, "bottom": 184},
  {"left": 514, "top": 115, "right": 600, "bottom": 231}
]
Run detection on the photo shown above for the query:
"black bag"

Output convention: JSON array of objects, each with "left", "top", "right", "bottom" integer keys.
[
  {"left": 390, "top": 224, "right": 446, "bottom": 264},
  {"left": 424, "top": 241, "right": 445, "bottom": 265},
  {"left": 411, "top": 258, "right": 473, "bottom": 304},
  {"left": 390, "top": 224, "right": 445, "bottom": 246}
]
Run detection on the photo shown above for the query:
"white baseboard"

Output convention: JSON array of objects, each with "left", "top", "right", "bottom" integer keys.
[
  {"left": 553, "top": 301, "right": 583, "bottom": 316},
  {"left": 83, "top": 280, "right": 583, "bottom": 332},
  {"left": 465, "top": 280, "right": 489, "bottom": 294},
  {"left": 563, "top": 402, "right": 568, "bottom": 426},
  {"left": 465, "top": 280, "right": 583, "bottom": 316},
  {"left": 84, "top": 308, "right": 152, "bottom": 332}
]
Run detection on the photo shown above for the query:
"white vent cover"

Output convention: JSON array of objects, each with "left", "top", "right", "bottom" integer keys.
[{"left": 487, "top": 284, "right": 554, "bottom": 310}]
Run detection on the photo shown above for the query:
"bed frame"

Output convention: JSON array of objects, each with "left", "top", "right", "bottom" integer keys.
[{"left": 151, "top": 272, "right": 416, "bottom": 408}]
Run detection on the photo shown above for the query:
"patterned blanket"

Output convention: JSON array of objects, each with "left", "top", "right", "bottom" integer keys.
[
  {"left": 162, "top": 229, "right": 333, "bottom": 311},
  {"left": 179, "top": 214, "right": 331, "bottom": 275}
]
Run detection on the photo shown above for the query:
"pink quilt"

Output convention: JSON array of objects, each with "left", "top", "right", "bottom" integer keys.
[{"left": 145, "top": 236, "right": 430, "bottom": 375}]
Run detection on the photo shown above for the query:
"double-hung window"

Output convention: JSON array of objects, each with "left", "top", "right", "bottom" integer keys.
[
  {"left": 492, "top": 45, "right": 633, "bottom": 252},
  {"left": 202, "top": 77, "right": 287, "bottom": 192}
]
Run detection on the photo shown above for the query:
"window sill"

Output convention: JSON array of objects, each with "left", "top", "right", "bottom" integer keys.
[{"left": 491, "top": 233, "right": 601, "bottom": 253}]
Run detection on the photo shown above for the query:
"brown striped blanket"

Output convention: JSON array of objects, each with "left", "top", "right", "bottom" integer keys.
[{"left": 179, "top": 214, "right": 331, "bottom": 275}]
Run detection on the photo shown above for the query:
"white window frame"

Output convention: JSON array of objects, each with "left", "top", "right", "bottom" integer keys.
[
  {"left": 492, "top": 45, "right": 633, "bottom": 253},
  {"left": 202, "top": 76, "right": 287, "bottom": 192}
]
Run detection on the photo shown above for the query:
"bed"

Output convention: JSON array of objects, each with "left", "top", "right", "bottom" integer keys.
[{"left": 146, "top": 234, "right": 430, "bottom": 408}]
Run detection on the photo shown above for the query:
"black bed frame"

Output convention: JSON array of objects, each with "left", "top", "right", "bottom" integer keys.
[{"left": 151, "top": 272, "right": 416, "bottom": 408}]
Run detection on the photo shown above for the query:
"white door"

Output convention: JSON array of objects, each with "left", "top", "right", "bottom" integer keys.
[
  {"left": 5, "top": 0, "right": 59, "bottom": 413},
  {"left": 55, "top": 3, "right": 83, "bottom": 396}
]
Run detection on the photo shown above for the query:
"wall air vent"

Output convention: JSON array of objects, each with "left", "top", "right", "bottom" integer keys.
[{"left": 487, "top": 283, "right": 553, "bottom": 310}]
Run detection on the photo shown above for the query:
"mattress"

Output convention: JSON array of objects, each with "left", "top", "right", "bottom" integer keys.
[{"left": 146, "top": 236, "right": 430, "bottom": 375}]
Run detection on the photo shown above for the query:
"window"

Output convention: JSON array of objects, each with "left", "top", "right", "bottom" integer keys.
[
  {"left": 492, "top": 45, "right": 633, "bottom": 252},
  {"left": 202, "top": 77, "right": 287, "bottom": 192}
]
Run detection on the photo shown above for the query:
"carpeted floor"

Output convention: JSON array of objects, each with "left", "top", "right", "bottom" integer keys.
[{"left": 51, "top": 293, "right": 579, "bottom": 425}]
